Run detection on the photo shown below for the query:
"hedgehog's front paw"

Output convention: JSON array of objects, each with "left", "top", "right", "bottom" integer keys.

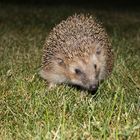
[
  {"left": 48, "top": 83, "right": 57, "bottom": 89},
  {"left": 45, "top": 83, "right": 57, "bottom": 95}
]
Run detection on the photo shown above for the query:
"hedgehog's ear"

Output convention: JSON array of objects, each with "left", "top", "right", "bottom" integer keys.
[
  {"left": 96, "top": 47, "right": 102, "bottom": 55},
  {"left": 95, "top": 46, "right": 102, "bottom": 55},
  {"left": 93, "top": 43, "right": 102, "bottom": 55},
  {"left": 56, "top": 58, "right": 65, "bottom": 66}
]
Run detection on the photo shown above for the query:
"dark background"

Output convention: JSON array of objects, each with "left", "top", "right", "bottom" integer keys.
[{"left": 1, "top": 0, "right": 140, "bottom": 7}]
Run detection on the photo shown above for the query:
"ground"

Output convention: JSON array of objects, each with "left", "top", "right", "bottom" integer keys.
[{"left": 0, "top": 3, "right": 140, "bottom": 140}]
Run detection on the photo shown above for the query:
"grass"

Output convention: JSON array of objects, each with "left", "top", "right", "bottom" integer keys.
[{"left": 0, "top": 3, "right": 140, "bottom": 140}]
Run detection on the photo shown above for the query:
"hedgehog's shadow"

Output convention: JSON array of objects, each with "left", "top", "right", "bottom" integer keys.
[{"left": 67, "top": 84, "right": 98, "bottom": 96}]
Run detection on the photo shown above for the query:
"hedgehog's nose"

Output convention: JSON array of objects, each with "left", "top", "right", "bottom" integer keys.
[{"left": 90, "top": 84, "right": 98, "bottom": 91}]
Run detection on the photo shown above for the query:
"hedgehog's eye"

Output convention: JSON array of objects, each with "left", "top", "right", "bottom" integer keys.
[
  {"left": 94, "top": 64, "right": 97, "bottom": 69},
  {"left": 75, "top": 68, "right": 82, "bottom": 75}
]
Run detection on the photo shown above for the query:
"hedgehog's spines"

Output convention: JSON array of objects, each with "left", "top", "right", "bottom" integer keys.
[{"left": 41, "top": 14, "right": 114, "bottom": 87}]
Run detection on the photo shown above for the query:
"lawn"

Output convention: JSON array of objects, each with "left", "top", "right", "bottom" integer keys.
[{"left": 0, "top": 3, "right": 140, "bottom": 140}]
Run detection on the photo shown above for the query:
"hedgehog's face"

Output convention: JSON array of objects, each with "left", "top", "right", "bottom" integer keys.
[
  {"left": 39, "top": 46, "right": 106, "bottom": 91},
  {"left": 65, "top": 48, "right": 106, "bottom": 91},
  {"left": 67, "top": 58, "right": 99, "bottom": 91}
]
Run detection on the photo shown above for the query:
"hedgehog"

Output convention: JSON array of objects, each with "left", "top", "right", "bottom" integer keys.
[{"left": 39, "top": 14, "right": 114, "bottom": 92}]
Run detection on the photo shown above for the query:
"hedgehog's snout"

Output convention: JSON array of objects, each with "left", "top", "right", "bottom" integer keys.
[{"left": 89, "top": 83, "right": 98, "bottom": 91}]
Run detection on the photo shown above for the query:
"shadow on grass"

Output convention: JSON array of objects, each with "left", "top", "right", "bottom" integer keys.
[{"left": 65, "top": 84, "right": 99, "bottom": 96}]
